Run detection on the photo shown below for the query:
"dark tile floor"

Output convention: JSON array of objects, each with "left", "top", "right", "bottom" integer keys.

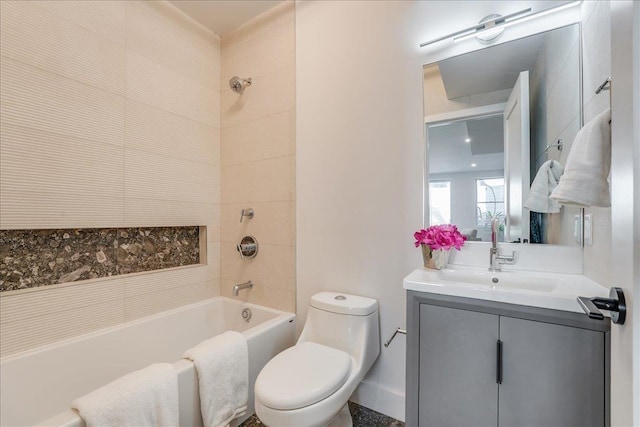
[{"left": 239, "top": 401, "right": 404, "bottom": 427}]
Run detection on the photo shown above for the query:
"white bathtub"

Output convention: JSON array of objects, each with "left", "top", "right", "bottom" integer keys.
[{"left": 0, "top": 297, "right": 296, "bottom": 427}]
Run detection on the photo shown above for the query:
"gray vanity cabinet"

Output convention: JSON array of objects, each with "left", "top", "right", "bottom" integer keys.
[{"left": 406, "top": 291, "right": 610, "bottom": 427}]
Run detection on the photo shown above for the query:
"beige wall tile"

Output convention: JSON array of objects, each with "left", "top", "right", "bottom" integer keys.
[
  {"left": 219, "top": 1, "right": 296, "bottom": 312},
  {"left": 0, "top": 1, "right": 126, "bottom": 95},
  {"left": 221, "top": 65, "right": 295, "bottom": 129},
  {"left": 0, "top": 124, "right": 125, "bottom": 229},
  {"left": 220, "top": 240, "right": 260, "bottom": 282},
  {"left": 126, "top": 52, "right": 220, "bottom": 128},
  {"left": 222, "top": 18, "right": 294, "bottom": 83},
  {"left": 221, "top": 155, "right": 295, "bottom": 204},
  {"left": 126, "top": 99, "right": 220, "bottom": 166},
  {"left": 221, "top": 110, "right": 295, "bottom": 166},
  {"left": 0, "top": 278, "right": 123, "bottom": 324},
  {"left": 220, "top": 279, "right": 295, "bottom": 313},
  {"left": 221, "top": 201, "right": 295, "bottom": 246},
  {"left": 0, "top": 0, "right": 223, "bottom": 356},
  {"left": 0, "top": 57, "right": 125, "bottom": 146},
  {"left": 34, "top": 1, "right": 126, "bottom": 47},
  {"left": 124, "top": 199, "right": 219, "bottom": 241},
  {"left": 126, "top": 1, "right": 220, "bottom": 91},
  {"left": 0, "top": 281, "right": 125, "bottom": 357},
  {"left": 220, "top": 243, "right": 294, "bottom": 291},
  {"left": 124, "top": 265, "right": 217, "bottom": 298},
  {"left": 124, "top": 148, "right": 219, "bottom": 204},
  {"left": 124, "top": 279, "right": 218, "bottom": 321}
]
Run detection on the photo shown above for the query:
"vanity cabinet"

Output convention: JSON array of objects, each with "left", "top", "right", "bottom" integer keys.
[{"left": 406, "top": 291, "right": 610, "bottom": 427}]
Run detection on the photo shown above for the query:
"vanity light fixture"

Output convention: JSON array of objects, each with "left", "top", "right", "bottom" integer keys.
[{"left": 419, "top": 1, "right": 581, "bottom": 48}]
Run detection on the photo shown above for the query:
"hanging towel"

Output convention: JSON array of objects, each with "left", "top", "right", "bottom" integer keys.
[
  {"left": 550, "top": 108, "right": 611, "bottom": 207},
  {"left": 524, "top": 160, "right": 564, "bottom": 213},
  {"left": 71, "top": 363, "right": 179, "bottom": 427},
  {"left": 183, "top": 331, "right": 248, "bottom": 427}
]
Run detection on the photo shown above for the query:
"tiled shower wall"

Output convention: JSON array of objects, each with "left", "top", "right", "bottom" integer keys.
[
  {"left": 220, "top": 2, "right": 296, "bottom": 312},
  {"left": 0, "top": 1, "right": 221, "bottom": 356}
]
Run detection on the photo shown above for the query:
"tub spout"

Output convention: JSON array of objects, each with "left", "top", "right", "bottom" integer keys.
[{"left": 233, "top": 280, "right": 253, "bottom": 296}]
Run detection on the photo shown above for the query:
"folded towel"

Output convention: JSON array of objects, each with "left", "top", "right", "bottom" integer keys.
[
  {"left": 550, "top": 108, "right": 611, "bottom": 207},
  {"left": 524, "top": 160, "right": 564, "bottom": 213},
  {"left": 71, "top": 363, "right": 179, "bottom": 427},
  {"left": 183, "top": 331, "right": 248, "bottom": 427}
]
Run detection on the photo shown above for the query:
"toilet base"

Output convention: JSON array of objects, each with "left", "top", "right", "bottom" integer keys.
[{"left": 327, "top": 403, "right": 353, "bottom": 427}]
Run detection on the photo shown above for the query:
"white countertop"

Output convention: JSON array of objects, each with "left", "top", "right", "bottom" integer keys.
[{"left": 403, "top": 265, "right": 610, "bottom": 314}]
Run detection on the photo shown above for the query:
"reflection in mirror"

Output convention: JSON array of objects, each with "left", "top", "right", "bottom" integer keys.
[{"left": 424, "top": 24, "right": 581, "bottom": 245}]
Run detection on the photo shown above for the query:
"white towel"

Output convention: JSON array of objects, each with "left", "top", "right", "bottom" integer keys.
[
  {"left": 550, "top": 108, "right": 611, "bottom": 207},
  {"left": 71, "top": 363, "right": 179, "bottom": 427},
  {"left": 524, "top": 160, "right": 564, "bottom": 213},
  {"left": 183, "top": 331, "right": 248, "bottom": 427}
]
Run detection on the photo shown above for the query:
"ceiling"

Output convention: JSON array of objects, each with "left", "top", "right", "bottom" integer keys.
[
  {"left": 169, "top": 0, "right": 284, "bottom": 37},
  {"left": 438, "top": 29, "right": 547, "bottom": 99},
  {"left": 428, "top": 115, "right": 504, "bottom": 175}
]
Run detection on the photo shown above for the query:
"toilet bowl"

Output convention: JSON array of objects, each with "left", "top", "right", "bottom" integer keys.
[{"left": 254, "top": 292, "right": 380, "bottom": 427}]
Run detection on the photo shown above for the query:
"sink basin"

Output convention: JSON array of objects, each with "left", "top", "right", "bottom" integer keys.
[
  {"left": 403, "top": 265, "right": 609, "bottom": 313},
  {"left": 436, "top": 268, "right": 558, "bottom": 292}
]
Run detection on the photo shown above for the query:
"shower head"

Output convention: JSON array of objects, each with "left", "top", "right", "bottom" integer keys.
[{"left": 229, "top": 76, "right": 252, "bottom": 94}]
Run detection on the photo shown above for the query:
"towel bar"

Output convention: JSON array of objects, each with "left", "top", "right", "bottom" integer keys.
[{"left": 595, "top": 77, "right": 612, "bottom": 124}]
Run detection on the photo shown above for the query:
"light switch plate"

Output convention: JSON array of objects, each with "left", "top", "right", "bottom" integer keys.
[
  {"left": 584, "top": 214, "right": 592, "bottom": 246},
  {"left": 574, "top": 215, "right": 582, "bottom": 244}
]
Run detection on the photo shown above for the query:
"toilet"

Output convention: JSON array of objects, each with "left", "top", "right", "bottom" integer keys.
[{"left": 254, "top": 292, "right": 380, "bottom": 427}]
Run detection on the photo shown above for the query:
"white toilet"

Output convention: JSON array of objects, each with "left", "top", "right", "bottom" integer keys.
[{"left": 254, "top": 292, "right": 380, "bottom": 427}]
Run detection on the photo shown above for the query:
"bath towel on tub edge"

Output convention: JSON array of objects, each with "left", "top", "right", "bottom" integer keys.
[
  {"left": 71, "top": 362, "right": 179, "bottom": 427},
  {"left": 183, "top": 330, "right": 249, "bottom": 427}
]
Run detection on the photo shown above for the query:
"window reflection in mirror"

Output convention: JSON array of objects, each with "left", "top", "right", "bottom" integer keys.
[{"left": 424, "top": 24, "right": 582, "bottom": 245}]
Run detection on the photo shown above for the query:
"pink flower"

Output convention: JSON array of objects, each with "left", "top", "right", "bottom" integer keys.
[{"left": 413, "top": 224, "right": 467, "bottom": 251}]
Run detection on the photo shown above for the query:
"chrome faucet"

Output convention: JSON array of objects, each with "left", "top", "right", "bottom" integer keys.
[
  {"left": 489, "top": 218, "right": 515, "bottom": 271},
  {"left": 233, "top": 280, "right": 253, "bottom": 296}
]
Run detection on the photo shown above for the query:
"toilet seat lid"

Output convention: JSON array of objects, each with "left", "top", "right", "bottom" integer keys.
[{"left": 255, "top": 342, "right": 352, "bottom": 410}]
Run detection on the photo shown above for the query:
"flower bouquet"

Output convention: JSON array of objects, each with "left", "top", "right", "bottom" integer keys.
[{"left": 414, "top": 224, "right": 466, "bottom": 269}]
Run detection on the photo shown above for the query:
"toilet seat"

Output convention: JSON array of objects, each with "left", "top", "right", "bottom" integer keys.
[{"left": 255, "top": 342, "right": 352, "bottom": 411}]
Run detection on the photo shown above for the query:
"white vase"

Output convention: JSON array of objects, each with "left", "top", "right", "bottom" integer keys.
[{"left": 421, "top": 245, "right": 450, "bottom": 270}]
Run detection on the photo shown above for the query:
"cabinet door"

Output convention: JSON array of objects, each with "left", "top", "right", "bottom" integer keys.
[
  {"left": 499, "top": 317, "right": 605, "bottom": 427},
  {"left": 419, "top": 304, "right": 499, "bottom": 427}
]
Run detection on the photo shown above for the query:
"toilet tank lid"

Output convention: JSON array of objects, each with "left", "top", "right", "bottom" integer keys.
[{"left": 310, "top": 292, "right": 378, "bottom": 316}]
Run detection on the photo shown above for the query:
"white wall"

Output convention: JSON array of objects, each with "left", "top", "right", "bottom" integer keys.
[
  {"left": 296, "top": 1, "right": 425, "bottom": 419},
  {"left": 296, "top": 0, "right": 584, "bottom": 420}
]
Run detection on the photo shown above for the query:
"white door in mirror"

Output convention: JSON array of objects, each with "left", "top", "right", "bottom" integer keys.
[{"left": 504, "top": 71, "right": 530, "bottom": 243}]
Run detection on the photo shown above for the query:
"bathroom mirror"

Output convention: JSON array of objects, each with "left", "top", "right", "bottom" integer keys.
[{"left": 424, "top": 24, "right": 582, "bottom": 245}]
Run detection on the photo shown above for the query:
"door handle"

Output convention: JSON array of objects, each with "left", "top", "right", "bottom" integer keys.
[
  {"left": 496, "top": 340, "right": 503, "bottom": 384},
  {"left": 577, "top": 287, "right": 626, "bottom": 325}
]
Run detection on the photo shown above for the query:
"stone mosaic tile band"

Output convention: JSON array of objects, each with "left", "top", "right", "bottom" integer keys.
[{"left": 0, "top": 226, "right": 201, "bottom": 292}]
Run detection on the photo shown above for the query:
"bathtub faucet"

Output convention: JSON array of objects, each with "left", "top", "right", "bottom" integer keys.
[{"left": 233, "top": 280, "right": 254, "bottom": 296}]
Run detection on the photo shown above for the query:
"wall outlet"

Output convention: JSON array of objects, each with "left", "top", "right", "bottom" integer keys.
[{"left": 584, "top": 214, "right": 592, "bottom": 246}]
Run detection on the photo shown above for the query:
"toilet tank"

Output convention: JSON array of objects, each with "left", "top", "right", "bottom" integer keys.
[{"left": 298, "top": 292, "right": 380, "bottom": 376}]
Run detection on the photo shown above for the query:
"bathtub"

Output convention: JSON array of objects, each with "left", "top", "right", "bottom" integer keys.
[{"left": 0, "top": 297, "right": 296, "bottom": 427}]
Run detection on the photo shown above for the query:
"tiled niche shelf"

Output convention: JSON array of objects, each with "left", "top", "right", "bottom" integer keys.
[{"left": 0, "top": 226, "right": 206, "bottom": 293}]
